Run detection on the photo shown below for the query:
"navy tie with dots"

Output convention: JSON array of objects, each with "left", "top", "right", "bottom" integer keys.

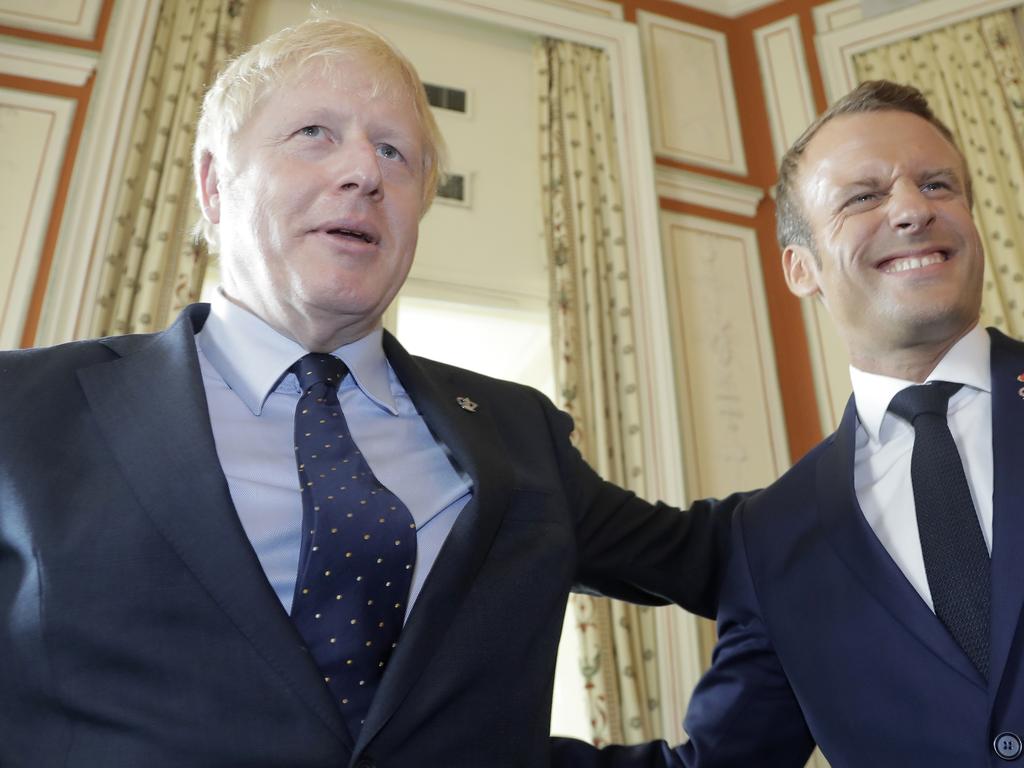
[
  {"left": 289, "top": 353, "right": 417, "bottom": 738},
  {"left": 888, "top": 381, "right": 990, "bottom": 679}
]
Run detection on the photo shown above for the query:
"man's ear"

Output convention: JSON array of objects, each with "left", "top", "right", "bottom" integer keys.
[
  {"left": 197, "top": 150, "right": 221, "bottom": 225},
  {"left": 782, "top": 244, "right": 821, "bottom": 299}
]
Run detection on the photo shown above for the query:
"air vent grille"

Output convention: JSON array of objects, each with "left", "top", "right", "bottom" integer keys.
[
  {"left": 437, "top": 173, "right": 467, "bottom": 203},
  {"left": 424, "top": 83, "right": 468, "bottom": 113}
]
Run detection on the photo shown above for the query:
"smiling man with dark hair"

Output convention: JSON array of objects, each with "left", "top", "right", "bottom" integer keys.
[{"left": 554, "top": 79, "right": 1024, "bottom": 767}]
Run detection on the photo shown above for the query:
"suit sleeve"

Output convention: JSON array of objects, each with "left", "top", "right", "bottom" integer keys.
[
  {"left": 549, "top": 508, "right": 816, "bottom": 768},
  {"left": 540, "top": 394, "right": 744, "bottom": 619}
]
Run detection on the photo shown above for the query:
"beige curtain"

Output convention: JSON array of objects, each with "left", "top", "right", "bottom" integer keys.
[
  {"left": 90, "top": 0, "right": 247, "bottom": 337},
  {"left": 854, "top": 9, "right": 1024, "bottom": 339},
  {"left": 537, "top": 38, "right": 663, "bottom": 747}
]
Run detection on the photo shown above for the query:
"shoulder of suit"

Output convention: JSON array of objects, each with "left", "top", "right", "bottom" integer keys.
[{"left": 740, "top": 433, "right": 835, "bottom": 524}]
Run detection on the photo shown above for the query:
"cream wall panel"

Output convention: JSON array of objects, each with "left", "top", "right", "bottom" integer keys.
[
  {"left": 0, "top": 88, "right": 75, "bottom": 348},
  {"left": 37, "top": 0, "right": 160, "bottom": 346},
  {"left": 661, "top": 211, "right": 789, "bottom": 500},
  {"left": 655, "top": 164, "right": 763, "bottom": 217},
  {"left": 543, "top": 0, "right": 622, "bottom": 20},
  {"left": 0, "top": 39, "right": 96, "bottom": 86},
  {"left": 801, "top": 298, "right": 851, "bottom": 434},
  {"left": 638, "top": 11, "right": 747, "bottom": 175},
  {"left": 755, "top": 14, "right": 817, "bottom": 165},
  {"left": 0, "top": 0, "right": 104, "bottom": 40},
  {"left": 812, "top": 0, "right": 862, "bottom": 33},
  {"left": 663, "top": 0, "right": 775, "bottom": 18}
]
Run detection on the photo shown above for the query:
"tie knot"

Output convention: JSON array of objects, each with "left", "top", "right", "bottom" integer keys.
[
  {"left": 888, "top": 381, "right": 962, "bottom": 423},
  {"left": 292, "top": 353, "right": 349, "bottom": 391}
]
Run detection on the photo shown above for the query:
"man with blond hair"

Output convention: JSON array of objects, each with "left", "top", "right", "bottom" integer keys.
[
  {"left": 0, "top": 18, "right": 739, "bottom": 768},
  {"left": 554, "top": 79, "right": 1024, "bottom": 767}
]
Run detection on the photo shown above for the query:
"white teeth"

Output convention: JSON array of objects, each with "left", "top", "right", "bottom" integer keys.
[{"left": 882, "top": 253, "right": 946, "bottom": 273}]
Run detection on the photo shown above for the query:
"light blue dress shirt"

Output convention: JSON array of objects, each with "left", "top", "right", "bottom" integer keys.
[{"left": 195, "top": 293, "right": 473, "bottom": 617}]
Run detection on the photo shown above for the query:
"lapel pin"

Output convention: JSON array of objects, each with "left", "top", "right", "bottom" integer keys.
[
  {"left": 1017, "top": 372, "right": 1024, "bottom": 382},
  {"left": 456, "top": 396, "right": 478, "bottom": 413}
]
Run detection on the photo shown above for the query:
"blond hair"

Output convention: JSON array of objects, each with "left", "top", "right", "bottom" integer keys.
[{"left": 193, "top": 18, "right": 447, "bottom": 248}]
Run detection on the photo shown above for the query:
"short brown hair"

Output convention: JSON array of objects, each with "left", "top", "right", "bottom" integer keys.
[{"left": 774, "top": 80, "right": 970, "bottom": 252}]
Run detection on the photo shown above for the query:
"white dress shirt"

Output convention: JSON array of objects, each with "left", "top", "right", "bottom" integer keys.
[
  {"left": 195, "top": 292, "right": 473, "bottom": 617},
  {"left": 851, "top": 323, "right": 993, "bottom": 610}
]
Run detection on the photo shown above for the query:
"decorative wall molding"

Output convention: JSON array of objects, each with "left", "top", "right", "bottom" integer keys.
[
  {"left": 663, "top": 0, "right": 776, "bottom": 18},
  {"left": 0, "top": 39, "right": 96, "bottom": 85},
  {"left": 655, "top": 164, "right": 764, "bottom": 217},
  {"left": 754, "top": 14, "right": 818, "bottom": 166},
  {"left": 0, "top": 0, "right": 105, "bottom": 41},
  {"left": 800, "top": 298, "right": 851, "bottom": 435},
  {"left": 34, "top": 0, "right": 160, "bottom": 346},
  {"left": 812, "top": 0, "right": 863, "bottom": 33},
  {"left": 816, "top": 0, "right": 1023, "bottom": 102},
  {"left": 0, "top": 87, "right": 75, "bottom": 348},
  {"left": 660, "top": 211, "right": 791, "bottom": 501},
  {"left": 542, "top": 0, "right": 622, "bottom": 20},
  {"left": 637, "top": 11, "right": 747, "bottom": 175}
]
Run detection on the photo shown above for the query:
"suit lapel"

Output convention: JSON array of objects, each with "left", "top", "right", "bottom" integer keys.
[
  {"left": 817, "top": 398, "right": 984, "bottom": 689},
  {"left": 985, "top": 329, "right": 1024, "bottom": 690},
  {"left": 77, "top": 305, "right": 350, "bottom": 749},
  {"left": 356, "top": 333, "right": 513, "bottom": 752}
]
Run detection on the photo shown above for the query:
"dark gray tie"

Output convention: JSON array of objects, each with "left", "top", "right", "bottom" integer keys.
[{"left": 888, "top": 381, "right": 990, "bottom": 678}]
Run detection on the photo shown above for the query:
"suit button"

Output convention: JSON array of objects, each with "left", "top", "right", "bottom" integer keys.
[
  {"left": 353, "top": 759, "right": 375, "bottom": 768},
  {"left": 995, "top": 732, "right": 1023, "bottom": 760}
]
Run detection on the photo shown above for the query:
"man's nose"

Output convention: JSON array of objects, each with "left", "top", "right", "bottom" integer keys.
[
  {"left": 889, "top": 181, "right": 935, "bottom": 233},
  {"left": 333, "top": 137, "right": 383, "bottom": 197}
]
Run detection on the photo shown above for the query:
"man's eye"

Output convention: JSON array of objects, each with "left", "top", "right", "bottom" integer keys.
[
  {"left": 299, "top": 125, "right": 324, "bottom": 138},
  {"left": 377, "top": 144, "right": 401, "bottom": 161},
  {"left": 923, "top": 181, "right": 950, "bottom": 192},
  {"left": 846, "top": 193, "right": 876, "bottom": 207}
]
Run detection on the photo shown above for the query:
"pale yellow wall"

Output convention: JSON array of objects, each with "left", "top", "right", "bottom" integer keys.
[{"left": 246, "top": 0, "right": 548, "bottom": 309}]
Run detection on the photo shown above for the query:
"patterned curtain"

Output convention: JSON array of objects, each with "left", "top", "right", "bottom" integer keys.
[
  {"left": 90, "top": 0, "right": 247, "bottom": 337},
  {"left": 537, "top": 38, "right": 663, "bottom": 747},
  {"left": 854, "top": 9, "right": 1024, "bottom": 339}
]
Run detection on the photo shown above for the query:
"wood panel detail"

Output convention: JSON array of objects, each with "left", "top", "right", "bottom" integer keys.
[
  {"left": 661, "top": 210, "right": 790, "bottom": 500},
  {"left": 754, "top": 14, "right": 817, "bottom": 164},
  {"left": 0, "top": 0, "right": 104, "bottom": 41},
  {"left": 812, "top": 0, "right": 862, "bottom": 33},
  {"left": 0, "top": 39, "right": 96, "bottom": 86},
  {"left": 0, "top": 87, "right": 75, "bottom": 348},
  {"left": 655, "top": 164, "right": 763, "bottom": 217},
  {"left": 637, "top": 11, "right": 747, "bottom": 175}
]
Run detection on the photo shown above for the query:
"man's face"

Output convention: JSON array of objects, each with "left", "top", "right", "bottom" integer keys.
[
  {"left": 783, "top": 110, "right": 983, "bottom": 367},
  {"left": 201, "top": 58, "right": 425, "bottom": 347}
]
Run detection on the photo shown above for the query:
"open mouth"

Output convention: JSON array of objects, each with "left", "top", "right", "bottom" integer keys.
[
  {"left": 877, "top": 250, "right": 948, "bottom": 274},
  {"left": 324, "top": 227, "right": 377, "bottom": 244}
]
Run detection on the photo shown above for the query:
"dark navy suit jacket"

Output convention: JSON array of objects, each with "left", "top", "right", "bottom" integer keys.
[
  {"left": 553, "top": 328, "right": 1024, "bottom": 768},
  {"left": 0, "top": 304, "right": 735, "bottom": 768}
]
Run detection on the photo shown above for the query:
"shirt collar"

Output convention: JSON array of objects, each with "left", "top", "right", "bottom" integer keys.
[
  {"left": 849, "top": 323, "right": 991, "bottom": 444},
  {"left": 196, "top": 291, "right": 398, "bottom": 417}
]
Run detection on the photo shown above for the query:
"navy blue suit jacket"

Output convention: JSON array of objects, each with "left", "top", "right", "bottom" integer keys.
[
  {"left": 0, "top": 304, "right": 736, "bottom": 768},
  {"left": 553, "top": 328, "right": 1024, "bottom": 768}
]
